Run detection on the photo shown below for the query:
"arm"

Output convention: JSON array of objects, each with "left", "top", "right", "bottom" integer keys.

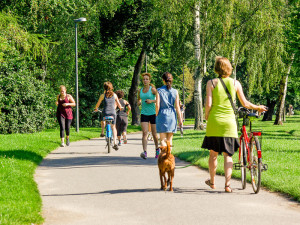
[
  {"left": 155, "top": 92, "right": 160, "bottom": 116},
  {"left": 137, "top": 89, "right": 142, "bottom": 106},
  {"left": 55, "top": 95, "right": 59, "bottom": 106},
  {"left": 236, "top": 81, "right": 267, "bottom": 112},
  {"left": 151, "top": 85, "right": 157, "bottom": 95},
  {"left": 175, "top": 91, "right": 183, "bottom": 127},
  {"left": 205, "top": 80, "right": 213, "bottom": 121},
  {"left": 62, "top": 95, "right": 76, "bottom": 107},
  {"left": 124, "top": 100, "right": 131, "bottom": 115},
  {"left": 65, "top": 94, "right": 76, "bottom": 107},
  {"left": 95, "top": 94, "right": 104, "bottom": 110},
  {"left": 114, "top": 93, "right": 123, "bottom": 110}
]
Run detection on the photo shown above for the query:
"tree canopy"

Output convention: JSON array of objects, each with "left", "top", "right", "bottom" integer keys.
[{"left": 0, "top": 0, "right": 299, "bottom": 133}]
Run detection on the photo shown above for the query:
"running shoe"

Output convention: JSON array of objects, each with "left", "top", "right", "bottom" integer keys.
[
  {"left": 60, "top": 142, "right": 65, "bottom": 147},
  {"left": 118, "top": 141, "right": 122, "bottom": 146},
  {"left": 113, "top": 144, "right": 119, "bottom": 151},
  {"left": 155, "top": 148, "right": 160, "bottom": 158},
  {"left": 140, "top": 151, "right": 147, "bottom": 159},
  {"left": 66, "top": 138, "right": 70, "bottom": 146}
]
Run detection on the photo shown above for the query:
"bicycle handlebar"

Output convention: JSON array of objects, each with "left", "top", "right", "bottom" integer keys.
[
  {"left": 93, "top": 109, "right": 102, "bottom": 113},
  {"left": 237, "top": 107, "right": 267, "bottom": 118}
]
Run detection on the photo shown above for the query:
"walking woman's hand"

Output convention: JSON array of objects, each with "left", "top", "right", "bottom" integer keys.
[{"left": 257, "top": 105, "right": 268, "bottom": 113}]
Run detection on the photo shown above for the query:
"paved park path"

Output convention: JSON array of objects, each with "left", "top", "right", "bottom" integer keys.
[{"left": 35, "top": 132, "right": 300, "bottom": 225}]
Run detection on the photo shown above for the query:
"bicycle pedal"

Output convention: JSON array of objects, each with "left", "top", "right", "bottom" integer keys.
[
  {"left": 262, "top": 163, "right": 268, "bottom": 171},
  {"left": 233, "top": 163, "right": 242, "bottom": 170}
]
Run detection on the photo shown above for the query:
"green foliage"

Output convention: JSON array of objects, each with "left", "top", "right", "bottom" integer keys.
[
  {"left": 0, "top": 12, "right": 55, "bottom": 133},
  {"left": 0, "top": 55, "right": 54, "bottom": 133}
]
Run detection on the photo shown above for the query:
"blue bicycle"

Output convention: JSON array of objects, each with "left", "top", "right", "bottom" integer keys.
[{"left": 94, "top": 109, "right": 115, "bottom": 153}]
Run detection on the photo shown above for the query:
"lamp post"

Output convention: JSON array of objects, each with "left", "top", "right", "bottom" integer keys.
[{"left": 74, "top": 17, "right": 86, "bottom": 132}]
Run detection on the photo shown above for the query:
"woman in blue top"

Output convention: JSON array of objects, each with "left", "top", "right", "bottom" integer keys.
[
  {"left": 138, "top": 73, "right": 160, "bottom": 159},
  {"left": 156, "top": 72, "right": 183, "bottom": 149},
  {"left": 94, "top": 82, "right": 123, "bottom": 151}
]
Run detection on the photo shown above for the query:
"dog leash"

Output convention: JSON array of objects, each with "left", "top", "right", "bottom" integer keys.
[{"left": 175, "top": 150, "right": 207, "bottom": 169}]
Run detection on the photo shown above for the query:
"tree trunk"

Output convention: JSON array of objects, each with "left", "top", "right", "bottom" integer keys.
[
  {"left": 128, "top": 49, "right": 146, "bottom": 126},
  {"left": 193, "top": 1, "right": 204, "bottom": 130},
  {"left": 274, "top": 53, "right": 294, "bottom": 125},
  {"left": 262, "top": 98, "right": 276, "bottom": 121}
]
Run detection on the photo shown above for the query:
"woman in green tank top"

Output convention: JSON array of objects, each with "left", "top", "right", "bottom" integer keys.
[
  {"left": 202, "top": 56, "right": 267, "bottom": 193},
  {"left": 138, "top": 73, "right": 160, "bottom": 159}
]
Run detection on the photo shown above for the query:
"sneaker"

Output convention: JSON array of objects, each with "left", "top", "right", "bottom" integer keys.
[
  {"left": 118, "top": 141, "right": 122, "bottom": 146},
  {"left": 66, "top": 139, "right": 70, "bottom": 146},
  {"left": 100, "top": 133, "right": 105, "bottom": 137},
  {"left": 155, "top": 148, "right": 160, "bottom": 158},
  {"left": 140, "top": 151, "right": 147, "bottom": 159},
  {"left": 60, "top": 143, "right": 65, "bottom": 147},
  {"left": 113, "top": 144, "right": 119, "bottom": 151}
]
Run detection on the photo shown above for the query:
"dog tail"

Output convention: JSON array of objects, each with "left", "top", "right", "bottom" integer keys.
[{"left": 166, "top": 141, "right": 171, "bottom": 157}]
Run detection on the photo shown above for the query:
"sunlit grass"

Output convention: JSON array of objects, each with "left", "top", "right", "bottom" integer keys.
[
  {"left": 0, "top": 125, "right": 141, "bottom": 225},
  {"left": 173, "top": 115, "right": 300, "bottom": 201}
]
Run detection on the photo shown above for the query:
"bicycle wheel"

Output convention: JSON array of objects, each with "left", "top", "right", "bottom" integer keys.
[
  {"left": 250, "top": 136, "right": 261, "bottom": 194},
  {"left": 240, "top": 138, "right": 247, "bottom": 189},
  {"left": 107, "top": 137, "right": 111, "bottom": 153}
]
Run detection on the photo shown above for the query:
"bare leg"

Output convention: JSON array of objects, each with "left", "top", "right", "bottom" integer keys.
[
  {"left": 122, "top": 132, "right": 127, "bottom": 144},
  {"left": 151, "top": 123, "right": 159, "bottom": 149},
  {"left": 111, "top": 124, "right": 117, "bottom": 145},
  {"left": 208, "top": 150, "right": 218, "bottom": 188},
  {"left": 160, "top": 133, "right": 167, "bottom": 146},
  {"left": 223, "top": 152, "right": 233, "bottom": 191},
  {"left": 141, "top": 122, "right": 149, "bottom": 152},
  {"left": 160, "top": 133, "right": 173, "bottom": 150},
  {"left": 101, "top": 121, "right": 105, "bottom": 136},
  {"left": 166, "top": 133, "right": 174, "bottom": 151}
]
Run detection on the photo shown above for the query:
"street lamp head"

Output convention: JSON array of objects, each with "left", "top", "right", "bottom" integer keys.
[{"left": 74, "top": 17, "right": 87, "bottom": 23}]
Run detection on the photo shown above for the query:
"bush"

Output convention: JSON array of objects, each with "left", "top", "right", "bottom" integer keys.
[
  {"left": 294, "top": 110, "right": 300, "bottom": 115},
  {"left": 0, "top": 52, "right": 54, "bottom": 134}
]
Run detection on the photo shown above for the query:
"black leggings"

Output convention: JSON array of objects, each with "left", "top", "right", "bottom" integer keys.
[{"left": 57, "top": 116, "right": 72, "bottom": 138}]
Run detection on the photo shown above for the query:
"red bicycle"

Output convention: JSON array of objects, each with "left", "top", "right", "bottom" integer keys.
[{"left": 234, "top": 107, "right": 268, "bottom": 194}]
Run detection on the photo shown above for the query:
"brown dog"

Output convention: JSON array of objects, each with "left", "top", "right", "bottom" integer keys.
[{"left": 158, "top": 141, "right": 175, "bottom": 191}]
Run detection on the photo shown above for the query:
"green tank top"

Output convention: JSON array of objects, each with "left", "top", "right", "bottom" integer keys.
[
  {"left": 140, "top": 86, "right": 156, "bottom": 115},
  {"left": 206, "top": 77, "right": 238, "bottom": 138}
]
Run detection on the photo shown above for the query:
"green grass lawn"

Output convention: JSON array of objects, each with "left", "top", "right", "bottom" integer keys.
[
  {"left": 0, "top": 125, "right": 140, "bottom": 225},
  {"left": 1, "top": 116, "right": 299, "bottom": 224},
  {"left": 172, "top": 115, "right": 300, "bottom": 201}
]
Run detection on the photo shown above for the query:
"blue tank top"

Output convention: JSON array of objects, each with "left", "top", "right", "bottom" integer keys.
[{"left": 140, "top": 86, "right": 156, "bottom": 115}]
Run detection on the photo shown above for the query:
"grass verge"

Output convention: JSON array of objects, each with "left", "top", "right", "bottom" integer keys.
[
  {"left": 172, "top": 115, "right": 300, "bottom": 201},
  {"left": 0, "top": 125, "right": 140, "bottom": 225}
]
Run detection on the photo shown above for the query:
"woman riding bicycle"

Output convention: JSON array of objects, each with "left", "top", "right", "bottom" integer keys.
[
  {"left": 94, "top": 82, "right": 123, "bottom": 151},
  {"left": 202, "top": 56, "right": 267, "bottom": 193}
]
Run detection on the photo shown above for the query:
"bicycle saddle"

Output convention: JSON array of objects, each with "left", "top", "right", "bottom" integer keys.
[
  {"left": 246, "top": 113, "right": 258, "bottom": 119},
  {"left": 103, "top": 116, "right": 114, "bottom": 121}
]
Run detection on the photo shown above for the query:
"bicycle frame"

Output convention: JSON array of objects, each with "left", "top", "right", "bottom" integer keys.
[
  {"left": 238, "top": 115, "right": 262, "bottom": 165},
  {"left": 105, "top": 120, "right": 113, "bottom": 138}
]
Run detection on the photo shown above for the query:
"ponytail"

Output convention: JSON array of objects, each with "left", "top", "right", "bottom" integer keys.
[
  {"left": 104, "top": 81, "right": 114, "bottom": 98},
  {"left": 162, "top": 72, "right": 173, "bottom": 90}
]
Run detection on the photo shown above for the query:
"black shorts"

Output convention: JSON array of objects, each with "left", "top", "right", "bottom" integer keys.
[{"left": 141, "top": 114, "right": 156, "bottom": 124}]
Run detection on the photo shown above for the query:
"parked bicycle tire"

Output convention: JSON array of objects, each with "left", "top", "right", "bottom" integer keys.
[
  {"left": 250, "top": 136, "right": 261, "bottom": 194},
  {"left": 240, "top": 138, "right": 247, "bottom": 189}
]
